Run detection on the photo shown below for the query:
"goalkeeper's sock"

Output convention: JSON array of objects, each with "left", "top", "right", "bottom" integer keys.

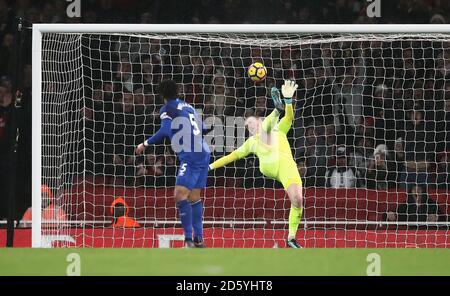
[
  {"left": 191, "top": 199, "right": 204, "bottom": 241},
  {"left": 177, "top": 199, "right": 193, "bottom": 241},
  {"left": 288, "top": 206, "right": 303, "bottom": 240}
]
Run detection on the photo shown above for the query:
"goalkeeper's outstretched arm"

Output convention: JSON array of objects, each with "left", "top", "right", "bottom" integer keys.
[
  {"left": 278, "top": 102, "right": 294, "bottom": 134},
  {"left": 209, "top": 151, "right": 240, "bottom": 170},
  {"left": 278, "top": 80, "right": 297, "bottom": 134},
  {"left": 209, "top": 137, "right": 254, "bottom": 170}
]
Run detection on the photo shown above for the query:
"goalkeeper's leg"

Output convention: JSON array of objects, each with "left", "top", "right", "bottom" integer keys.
[
  {"left": 286, "top": 183, "right": 304, "bottom": 246},
  {"left": 278, "top": 159, "right": 304, "bottom": 248}
]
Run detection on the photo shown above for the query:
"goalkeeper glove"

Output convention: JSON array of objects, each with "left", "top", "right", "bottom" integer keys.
[
  {"left": 281, "top": 80, "right": 298, "bottom": 104},
  {"left": 271, "top": 87, "right": 284, "bottom": 113}
]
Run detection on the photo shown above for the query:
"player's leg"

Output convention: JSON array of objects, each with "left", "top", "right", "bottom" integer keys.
[
  {"left": 173, "top": 185, "right": 195, "bottom": 247},
  {"left": 188, "top": 165, "right": 209, "bottom": 248},
  {"left": 174, "top": 162, "right": 196, "bottom": 247},
  {"left": 188, "top": 189, "right": 205, "bottom": 247}
]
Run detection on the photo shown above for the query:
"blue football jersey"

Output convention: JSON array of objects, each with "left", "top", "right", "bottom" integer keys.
[{"left": 145, "top": 98, "right": 211, "bottom": 166}]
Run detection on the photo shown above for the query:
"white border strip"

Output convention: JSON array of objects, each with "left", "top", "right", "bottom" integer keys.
[{"left": 33, "top": 24, "right": 450, "bottom": 34}]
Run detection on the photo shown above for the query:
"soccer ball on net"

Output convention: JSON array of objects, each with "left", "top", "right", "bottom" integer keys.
[{"left": 247, "top": 62, "right": 267, "bottom": 82}]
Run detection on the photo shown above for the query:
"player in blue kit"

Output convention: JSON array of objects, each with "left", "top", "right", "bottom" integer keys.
[{"left": 135, "top": 80, "right": 211, "bottom": 248}]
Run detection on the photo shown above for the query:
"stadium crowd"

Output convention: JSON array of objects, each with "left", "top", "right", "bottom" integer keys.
[
  {"left": 1, "top": 0, "right": 450, "bottom": 221},
  {"left": 76, "top": 35, "right": 450, "bottom": 194}
]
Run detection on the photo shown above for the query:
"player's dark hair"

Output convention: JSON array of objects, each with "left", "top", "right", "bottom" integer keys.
[{"left": 159, "top": 79, "right": 178, "bottom": 100}]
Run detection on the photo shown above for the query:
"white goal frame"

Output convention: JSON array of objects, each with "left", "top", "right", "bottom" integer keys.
[{"left": 32, "top": 24, "right": 450, "bottom": 248}]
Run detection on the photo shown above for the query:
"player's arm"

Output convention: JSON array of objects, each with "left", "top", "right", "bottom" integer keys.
[
  {"left": 135, "top": 115, "right": 171, "bottom": 154},
  {"left": 209, "top": 137, "right": 254, "bottom": 170},
  {"left": 278, "top": 80, "right": 298, "bottom": 134}
]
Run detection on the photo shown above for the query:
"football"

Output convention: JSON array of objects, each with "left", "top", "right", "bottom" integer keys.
[{"left": 247, "top": 62, "right": 267, "bottom": 82}]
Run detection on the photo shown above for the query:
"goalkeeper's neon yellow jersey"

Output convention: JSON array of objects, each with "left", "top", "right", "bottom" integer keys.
[
  {"left": 210, "top": 103, "right": 297, "bottom": 180},
  {"left": 233, "top": 130, "right": 294, "bottom": 178}
]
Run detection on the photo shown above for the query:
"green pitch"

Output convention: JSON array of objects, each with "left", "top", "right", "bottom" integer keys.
[{"left": 1, "top": 249, "right": 449, "bottom": 276}]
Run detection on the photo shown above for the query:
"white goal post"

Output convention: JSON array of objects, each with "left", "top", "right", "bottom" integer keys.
[{"left": 32, "top": 24, "right": 450, "bottom": 248}]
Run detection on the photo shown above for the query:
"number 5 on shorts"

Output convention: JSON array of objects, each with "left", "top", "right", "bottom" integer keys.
[{"left": 179, "top": 163, "right": 187, "bottom": 176}]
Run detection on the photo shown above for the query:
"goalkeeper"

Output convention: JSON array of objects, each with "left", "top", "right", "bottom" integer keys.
[{"left": 209, "top": 80, "right": 304, "bottom": 248}]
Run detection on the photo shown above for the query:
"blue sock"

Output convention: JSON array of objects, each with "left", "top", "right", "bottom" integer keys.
[
  {"left": 176, "top": 199, "right": 193, "bottom": 241},
  {"left": 191, "top": 200, "right": 204, "bottom": 242}
]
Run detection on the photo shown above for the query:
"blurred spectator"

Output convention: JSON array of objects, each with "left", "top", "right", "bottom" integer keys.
[
  {"left": 0, "top": 81, "right": 12, "bottom": 219},
  {"left": 403, "top": 108, "right": 435, "bottom": 185},
  {"left": 366, "top": 144, "right": 396, "bottom": 190},
  {"left": 0, "top": 0, "right": 13, "bottom": 32},
  {"left": 203, "top": 97, "right": 217, "bottom": 117},
  {"left": 435, "top": 94, "right": 450, "bottom": 152},
  {"left": 299, "top": 126, "right": 327, "bottom": 187},
  {"left": 0, "top": 33, "right": 13, "bottom": 77},
  {"left": 324, "top": 122, "right": 337, "bottom": 163},
  {"left": 20, "top": 184, "right": 68, "bottom": 227},
  {"left": 140, "top": 12, "right": 152, "bottom": 24},
  {"left": 436, "top": 49, "right": 450, "bottom": 79},
  {"left": 211, "top": 74, "right": 227, "bottom": 115},
  {"left": 385, "top": 184, "right": 443, "bottom": 223},
  {"left": 224, "top": 80, "right": 246, "bottom": 117},
  {"left": 110, "top": 197, "right": 141, "bottom": 228},
  {"left": 114, "top": 55, "right": 134, "bottom": 92},
  {"left": 297, "top": 158, "right": 307, "bottom": 181},
  {"left": 436, "top": 151, "right": 450, "bottom": 190},
  {"left": 332, "top": 60, "right": 365, "bottom": 131},
  {"left": 0, "top": 78, "right": 11, "bottom": 108},
  {"left": 393, "top": 137, "right": 407, "bottom": 186},
  {"left": 430, "top": 13, "right": 446, "bottom": 24},
  {"left": 109, "top": 90, "right": 148, "bottom": 185},
  {"left": 254, "top": 96, "right": 269, "bottom": 117},
  {"left": 326, "top": 146, "right": 357, "bottom": 188},
  {"left": 349, "top": 137, "right": 374, "bottom": 188}
]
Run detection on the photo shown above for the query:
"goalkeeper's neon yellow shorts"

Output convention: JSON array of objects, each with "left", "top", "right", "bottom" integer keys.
[{"left": 277, "top": 157, "right": 302, "bottom": 189}]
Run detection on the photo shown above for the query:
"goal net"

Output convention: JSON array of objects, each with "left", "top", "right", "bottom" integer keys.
[{"left": 33, "top": 25, "right": 450, "bottom": 248}]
